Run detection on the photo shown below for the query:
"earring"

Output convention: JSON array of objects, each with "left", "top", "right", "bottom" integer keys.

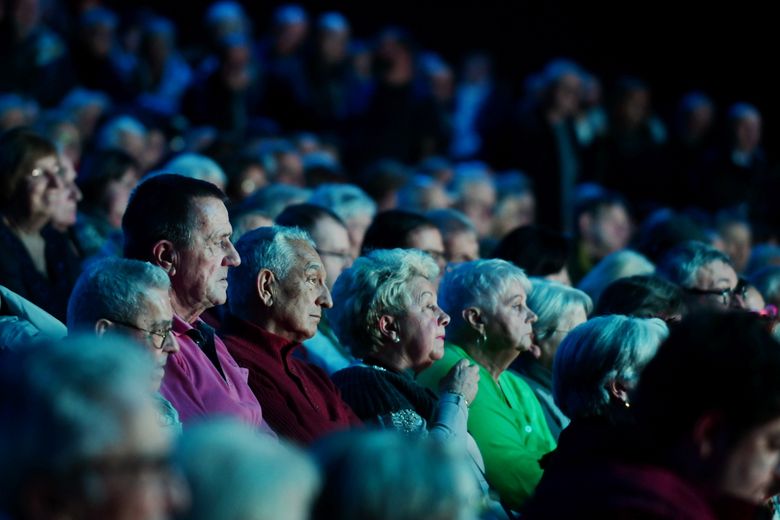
[
  {"left": 392, "top": 334, "right": 401, "bottom": 344},
  {"left": 624, "top": 401, "right": 631, "bottom": 408},
  {"left": 477, "top": 331, "right": 487, "bottom": 345}
]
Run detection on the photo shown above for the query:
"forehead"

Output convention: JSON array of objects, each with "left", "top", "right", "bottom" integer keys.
[
  {"left": 696, "top": 260, "right": 737, "bottom": 288},
  {"left": 500, "top": 279, "right": 528, "bottom": 301},
  {"left": 289, "top": 240, "right": 322, "bottom": 269},
  {"left": 407, "top": 226, "right": 444, "bottom": 251},
  {"left": 191, "top": 197, "right": 230, "bottom": 234},
  {"left": 312, "top": 217, "right": 350, "bottom": 248},
  {"left": 407, "top": 275, "right": 436, "bottom": 300}
]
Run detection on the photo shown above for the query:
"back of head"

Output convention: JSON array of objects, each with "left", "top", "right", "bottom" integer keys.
[
  {"left": 360, "top": 209, "right": 434, "bottom": 254},
  {"left": 635, "top": 312, "right": 780, "bottom": 456},
  {"left": 595, "top": 274, "right": 685, "bottom": 320},
  {"left": 238, "top": 183, "right": 311, "bottom": 221},
  {"left": 634, "top": 209, "right": 708, "bottom": 264},
  {"left": 163, "top": 153, "right": 228, "bottom": 190},
  {"left": 656, "top": 240, "right": 731, "bottom": 288},
  {"left": 177, "top": 419, "right": 319, "bottom": 520},
  {"left": 311, "top": 430, "right": 479, "bottom": 520},
  {"left": 122, "top": 173, "right": 227, "bottom": 260},
  {"left": 491, "top": 225, "right": 569, "bottom": 277}
]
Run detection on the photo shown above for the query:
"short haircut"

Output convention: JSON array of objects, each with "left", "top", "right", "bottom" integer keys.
[
  {"left": 77, "top": 149, "right": 139, "bottom": 214},
  {"left": 163, "top": 153, "right": 228, "bottom": 189},
  {"left": 309, "top": 183, "right": 377, "bottom": 222},
  {"left": 330, "top": 249, "right": 438, "bottom": 358},
  {"left": 636, "top": 312, "right": 780, "bottom": 454},
  {"left": 529, "top": 279, "right": 592, "bottom": 343},
  {"left": 122, "top": 173, "right": 227, "bottom": 260},
  {"left": 575, "top": 189, "right": 627, "bottom": 221},
  {"left": 425, "top": 208, "right": 476, "bottom": 238},
  {"left": 491, "top": 225, "right": 569, "bottom": 278},
  {"left": 67, "top": 257, "right": 170, "bottom": 331},
  {"left": 553, "top": 315, "right": 668, "bottom": 419},
  {"left": 97, "top": 115, "right": 146, "bottom": 150},
  {"left": 0, "top": 335, "right": 155, "bottom": 514},
  {"left": 656, "top": 240, "right": 732, "bottom": 288},
  {"left": 276, "top": 203, "right": 346, "bottom": 237},
  {"left": 360, "top": 210, "right": 436, "bottom": 254},
  {"left": 578, "top": 249, "right": 655, "bottom": 304},
  {"left": 595, "top": 275, "right": 685, "bottom": 319},
  {"left": 0, "top": 127, "right": 57, "bottom": 214},
  {"left": 227, "top": 226, "right": 314, "bottom": 319},
  {"left": 438, "top": 259, "right": 531, "bottom": 345}
]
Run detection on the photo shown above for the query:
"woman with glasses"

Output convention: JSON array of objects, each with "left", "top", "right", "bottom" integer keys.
[{"left": 0, "top": 127, "right": 81, "bottom": 321}]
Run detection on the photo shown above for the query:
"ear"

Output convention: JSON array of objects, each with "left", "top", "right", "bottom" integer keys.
[
  {"left": 378, "top": 314, "right": 398, "bottom": 342},
  {"left": 152, "top": 240, "right": 177, "bottom": 276},
  {"left": 94, "top": 318, "right": 113, "bottom": 337},
  {"left": 462, "top": 307, "right": 485, "bottom": 334},
  {"left": 691, "top": 411, "right": 724, "bottom": 460},
  {"left": 608, "top": 379, "right": 630, "bottom": 405},
  {"left": 256, "top": 268, "right": 275, "bottom": 306}
]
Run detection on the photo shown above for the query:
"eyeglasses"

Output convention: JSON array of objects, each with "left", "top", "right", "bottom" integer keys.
[
  {"left": 109, "top": 319, "right": 173, "bottom": 350},
  {"left": 684, "top": 278, "right": 749, "bottom": 307},
  {"left": 29, "top": 165, "right": 66, "bottom": 180}
]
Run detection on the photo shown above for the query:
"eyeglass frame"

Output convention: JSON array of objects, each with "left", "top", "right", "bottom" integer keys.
[
  {"left": 29, "top": 165, "right": 67, "bottom": 180},
  {"left": 107, "top": 319, "right": 173, "bottom": 350},
  {"left": 683, "top": 278, "right": 749, "bottom": 306}
]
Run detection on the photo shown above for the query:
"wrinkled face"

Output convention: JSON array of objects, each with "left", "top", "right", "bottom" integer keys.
[
  {"left": 172, "top": 198, "right": 240, "bottom": 317},
  {"left": 483, "top": 281, "right": 537, "bottom": 354},
  {"left": 691, "top": 260, "right": 745, "bottom": 311},
  {"left": 537, "top": 304, "right": 587, "bottom": 369},
  {"left": 24, "top": 153, "right": 66, "bottom": 220},
  {"left": 591, "top": 204, "right": 631, "bottom": 256},
  {"left": 407, "top": 226, "right": 446, "bottom": 275},
  {"left": 394, "top": 276, "right": 450, "bottom": 373},
  {"left": 310, "top": 217, "right": 353, "bottom": 290},
  {"left": 268, "top": 241, "right": 333, "bottom": 342},
  {"left": 445, "top": 231, "right": 479, "bottom": 265},
  {"left": 718, "top": 416, "right": 780, "bottom": 504}
]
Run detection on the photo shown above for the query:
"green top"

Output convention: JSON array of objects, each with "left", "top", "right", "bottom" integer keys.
[{"left": 417, "top": 342, "right": 556, "bottom": 510}]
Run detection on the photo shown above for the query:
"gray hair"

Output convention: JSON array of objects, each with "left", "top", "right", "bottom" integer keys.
[
  {"left": 425, "top": 208, "right": 476, "bottom": 238},
  {"left": 67, "top": 257, "right": 171, "bottom": 331},
  {"left": 529, "top": 279, "right": 593, "bottom": 343},
  {"left": 309, "top": 183, "right": 377, "bottom": 222},
  {"left": 163, "top": 153, "right": 228, "bottom": 189},
  {"left": 396, "top": 175, "right": 444, "bottom": 212},
  {"left": 750, "top": 266, "right": 780, "bottom": 307},
  {"left": 438, "top": 259, "right": 531, "bottom": 345},
  {"left": 228, "top": 226, "right": 314, "bottom": 318},
  {"left": 176, "top": 419, "right": 319, "bottom": 520},
  {"left": 553, "top": 315, "right": 668, "bottom": 419},
  {"left": 97, "top": 115, "right": 146, "bottom": 150},
  {"left": 657, "top": 240, "right": 732, "bottom": 288},
  {"left": 330, "top": 249, "right": 438, "bottom": 358},
  {"left": 578, "top": 249, "right": 655, "bottom": 304},
  {"left": 240, "top": 183, "right": 312, "bottom": 220},
  {"left": 0, "top": 335, "right": 157, "bottom": 511}
]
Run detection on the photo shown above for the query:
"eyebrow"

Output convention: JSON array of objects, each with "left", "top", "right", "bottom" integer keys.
[{"left": 305, "top": 262, "right": 323, "bottom": 272}]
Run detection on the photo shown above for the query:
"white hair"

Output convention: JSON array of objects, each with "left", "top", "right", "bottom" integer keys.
[
  {"left": 97, "top": 115, "right": 146, "bottom": 149},
  {"left": 438, "top": 259, "right": 531, "bottom": 345},
  {"left": 163, "top": 153, "right": 228, "bottom": 190},
  {"left": 657, "top": 240, "right": 732, "bottom": 288},
  {"left": 529, "top": 279, "right": 593, "bottom": 343},
  {"left": 67, "top": 258, "right": 170, "bottom": 331},
  {"left": 553, "top": 315, "right": 668, "bottom": 419},
  {"left": 176, "top": 419, "right": 319, "bottom": 520},
  {"left": 578, "top": 249, "right": 655, "bottom": 304},
  {"left": 330, "top": 249, "right": 438, "bottom": 358},
  {"left": 309, "top": 183, "right": 377, "bottom": 222},
  {"left": 227, "top": 226, "right": 315, "bottom": 318}
]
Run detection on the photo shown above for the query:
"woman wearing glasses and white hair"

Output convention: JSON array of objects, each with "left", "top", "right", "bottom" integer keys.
[
  {"left": 417, "top": 259, "right": 556, "bottom": 511},
  {"left": 0, "top": 127, "right": 81, "bottom": 321}
]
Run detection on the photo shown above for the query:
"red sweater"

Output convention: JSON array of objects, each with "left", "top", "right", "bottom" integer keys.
[{"left": 221, "top": 315, "right": 361, "bottom": 444}]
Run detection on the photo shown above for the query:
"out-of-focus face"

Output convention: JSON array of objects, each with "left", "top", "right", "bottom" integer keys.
[
  {"left": 536, "top": 304, "right": 587, "bottom": 369},
  {"left": 744, "top": 285, "right": 766, "bottom": 312},
  {"left": 483, "top": 280, "right": 537, "bottom": 354},
  {"left": 591, "top": 204, "right": 631, "bottom": 258},
  {"left": 104, "top": 167, "right": 139, "bottom": 229},
  {"left": 394, "top": 276, "right": 450, "bottom": 373},
  {"left": 172, "top": 198, "right": 241, "bottom": 319},
  {"left": 267, "top": 241, "right": 333, "bottom": 342},
  {"left": 493, "top": 193, "right": 535, "bottom": 238},
  {"left": 459, "top": 182, "right": 496, "bottom": 238},
  {"left": 276, "top": 152, "right": 304, "bottom": 186},
  {"left": 553, "top": 73, "right": 582, "bottom": 117},
  {"left": 689, "top": 260, "right": 746, "bottom": 311},
  {"left": 345, "top": 213, "right": 372, "bottom": 259},
  {"left": 444, "top": 231, "right": 479, "bottom": 265},
  {"left": 720, "top": 222, "right": 751, "bottom": 274},
  {"left": 310, "top": 217, "right": 353, "bottom": 290},
  {"left": 320, "top": 28, "right": 349, "bottom": 62},
  {"left": 50, "top": 154, "right": 81, "bottom": 229},
  {"left": 718, "top": 416, "right": 780, "bottom": 504},
  {"left": 24, "top": 153, "right": 66, "bottom": 221},
  {"left": 735, "top": 113, "right": 762, "bottom": 153},
  {"left": 621, "top": 88, "right": 650, "bottom": 128},
  {"left": 407, "top": 226, "right": 446, "bottom": 275}
]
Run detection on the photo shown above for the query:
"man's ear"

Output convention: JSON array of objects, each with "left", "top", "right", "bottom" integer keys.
[
  {"left": 94, "top": 318, "right": 113, "bottom": 337},
  {"left": 462, "top": 307, "right": 485, "bottom": 334},
  {"left": 152, "top": 240, "right": 177, "bottom": 275},
  {"left": 257, "top": 268, "right": 275, "bottom": 306},
  {"left": 692, "top": 411, "right": 724, "bottom": 460},
  {"left": 608, "top": 379, "right": 629, "bottom": 405},
  {"left": 378, "top": 314, "right": 398, "bottom": 342}
]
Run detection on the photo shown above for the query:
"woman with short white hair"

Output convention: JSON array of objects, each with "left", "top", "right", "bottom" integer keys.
[
  {"left": 513, "top": 279, "right": 592, "bottom": 440},
  {"left": 417, "top": 259, "right": 556, "bottom": 511}
]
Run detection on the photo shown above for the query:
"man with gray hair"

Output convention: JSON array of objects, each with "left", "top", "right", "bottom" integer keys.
[
  {"left": 67, "top": 257, "right": 182, "bottom": 432},
  {"left": 657, "top": 240, "right": 748, "bottom": 311},
  {"left": 220, "top": 226, "right": 361, "bottom": 444}
]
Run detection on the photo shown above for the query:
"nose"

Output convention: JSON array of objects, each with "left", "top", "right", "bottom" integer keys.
[
  {"left": 527, "top": 307, "right": 538, "bottom": 324},
  {"left": 318, "top": 283, "right": 333, "bottom": 309},
  {"left": 70, "top": 181, "right": 83, "bottom": 202},
  {"left": 438, "top": 308, "right": 451, "bottom": 327},
  {"left": 163, "top": 331, "right": 180, "bottom": 354},
  {"left": 224, "top": 240, "right": 241, "bottom": 267}
]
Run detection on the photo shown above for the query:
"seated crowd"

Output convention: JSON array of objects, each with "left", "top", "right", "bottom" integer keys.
[{"left": 3, "top": 3, "right": 780, "bottom": 520}]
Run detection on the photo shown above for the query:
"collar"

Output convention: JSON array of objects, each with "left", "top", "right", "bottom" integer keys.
[{"left": 223, "top": 314, "right": 301, "bottom": 357}]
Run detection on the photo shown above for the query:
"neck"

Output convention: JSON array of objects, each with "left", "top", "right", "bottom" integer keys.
[
  {"left": 247, "top": 312, "right": 301, "bottom": 344},
  {"left": 366, "top": 348, "right": 414, "bottom": 375},
  {"left": 461, "top": 341, "right": 518, "bottom": 381},
  {"left": 170, "top": 295, "right": 205, "bottom": 325}
]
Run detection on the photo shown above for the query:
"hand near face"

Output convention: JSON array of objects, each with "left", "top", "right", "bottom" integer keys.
[{"left": 438, "top": 358, "right": 480, "bottom": 404}]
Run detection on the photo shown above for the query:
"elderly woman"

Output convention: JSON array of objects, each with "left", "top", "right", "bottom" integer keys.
[
  {"left": 513, "top": 280, "right": 592, "bottom": 440},
  {"left": 0, "top": 128, "right": 80, "bottom": 320},
  {"left": 417, "top": 259, "right": 555, "bottom": 511}
]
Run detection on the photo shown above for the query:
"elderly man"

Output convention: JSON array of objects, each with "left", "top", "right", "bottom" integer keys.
[
  {"left": 657, "top": 240, "right": 748, "bottom": 311},
  {"left": 67, "top": 257, "right": 182, "bottom": 432},
  {"left": 0, "top": 336, "right": 185, "bottom": 520},
  {"left": 276, "top": 203, "right": 355, "bottom": 373},
  {"left": 122, "top": 173, "right": 274, "bottom": 434},
  {"left": 220, "top": 226, "right": 361, "bottom": 444}
]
